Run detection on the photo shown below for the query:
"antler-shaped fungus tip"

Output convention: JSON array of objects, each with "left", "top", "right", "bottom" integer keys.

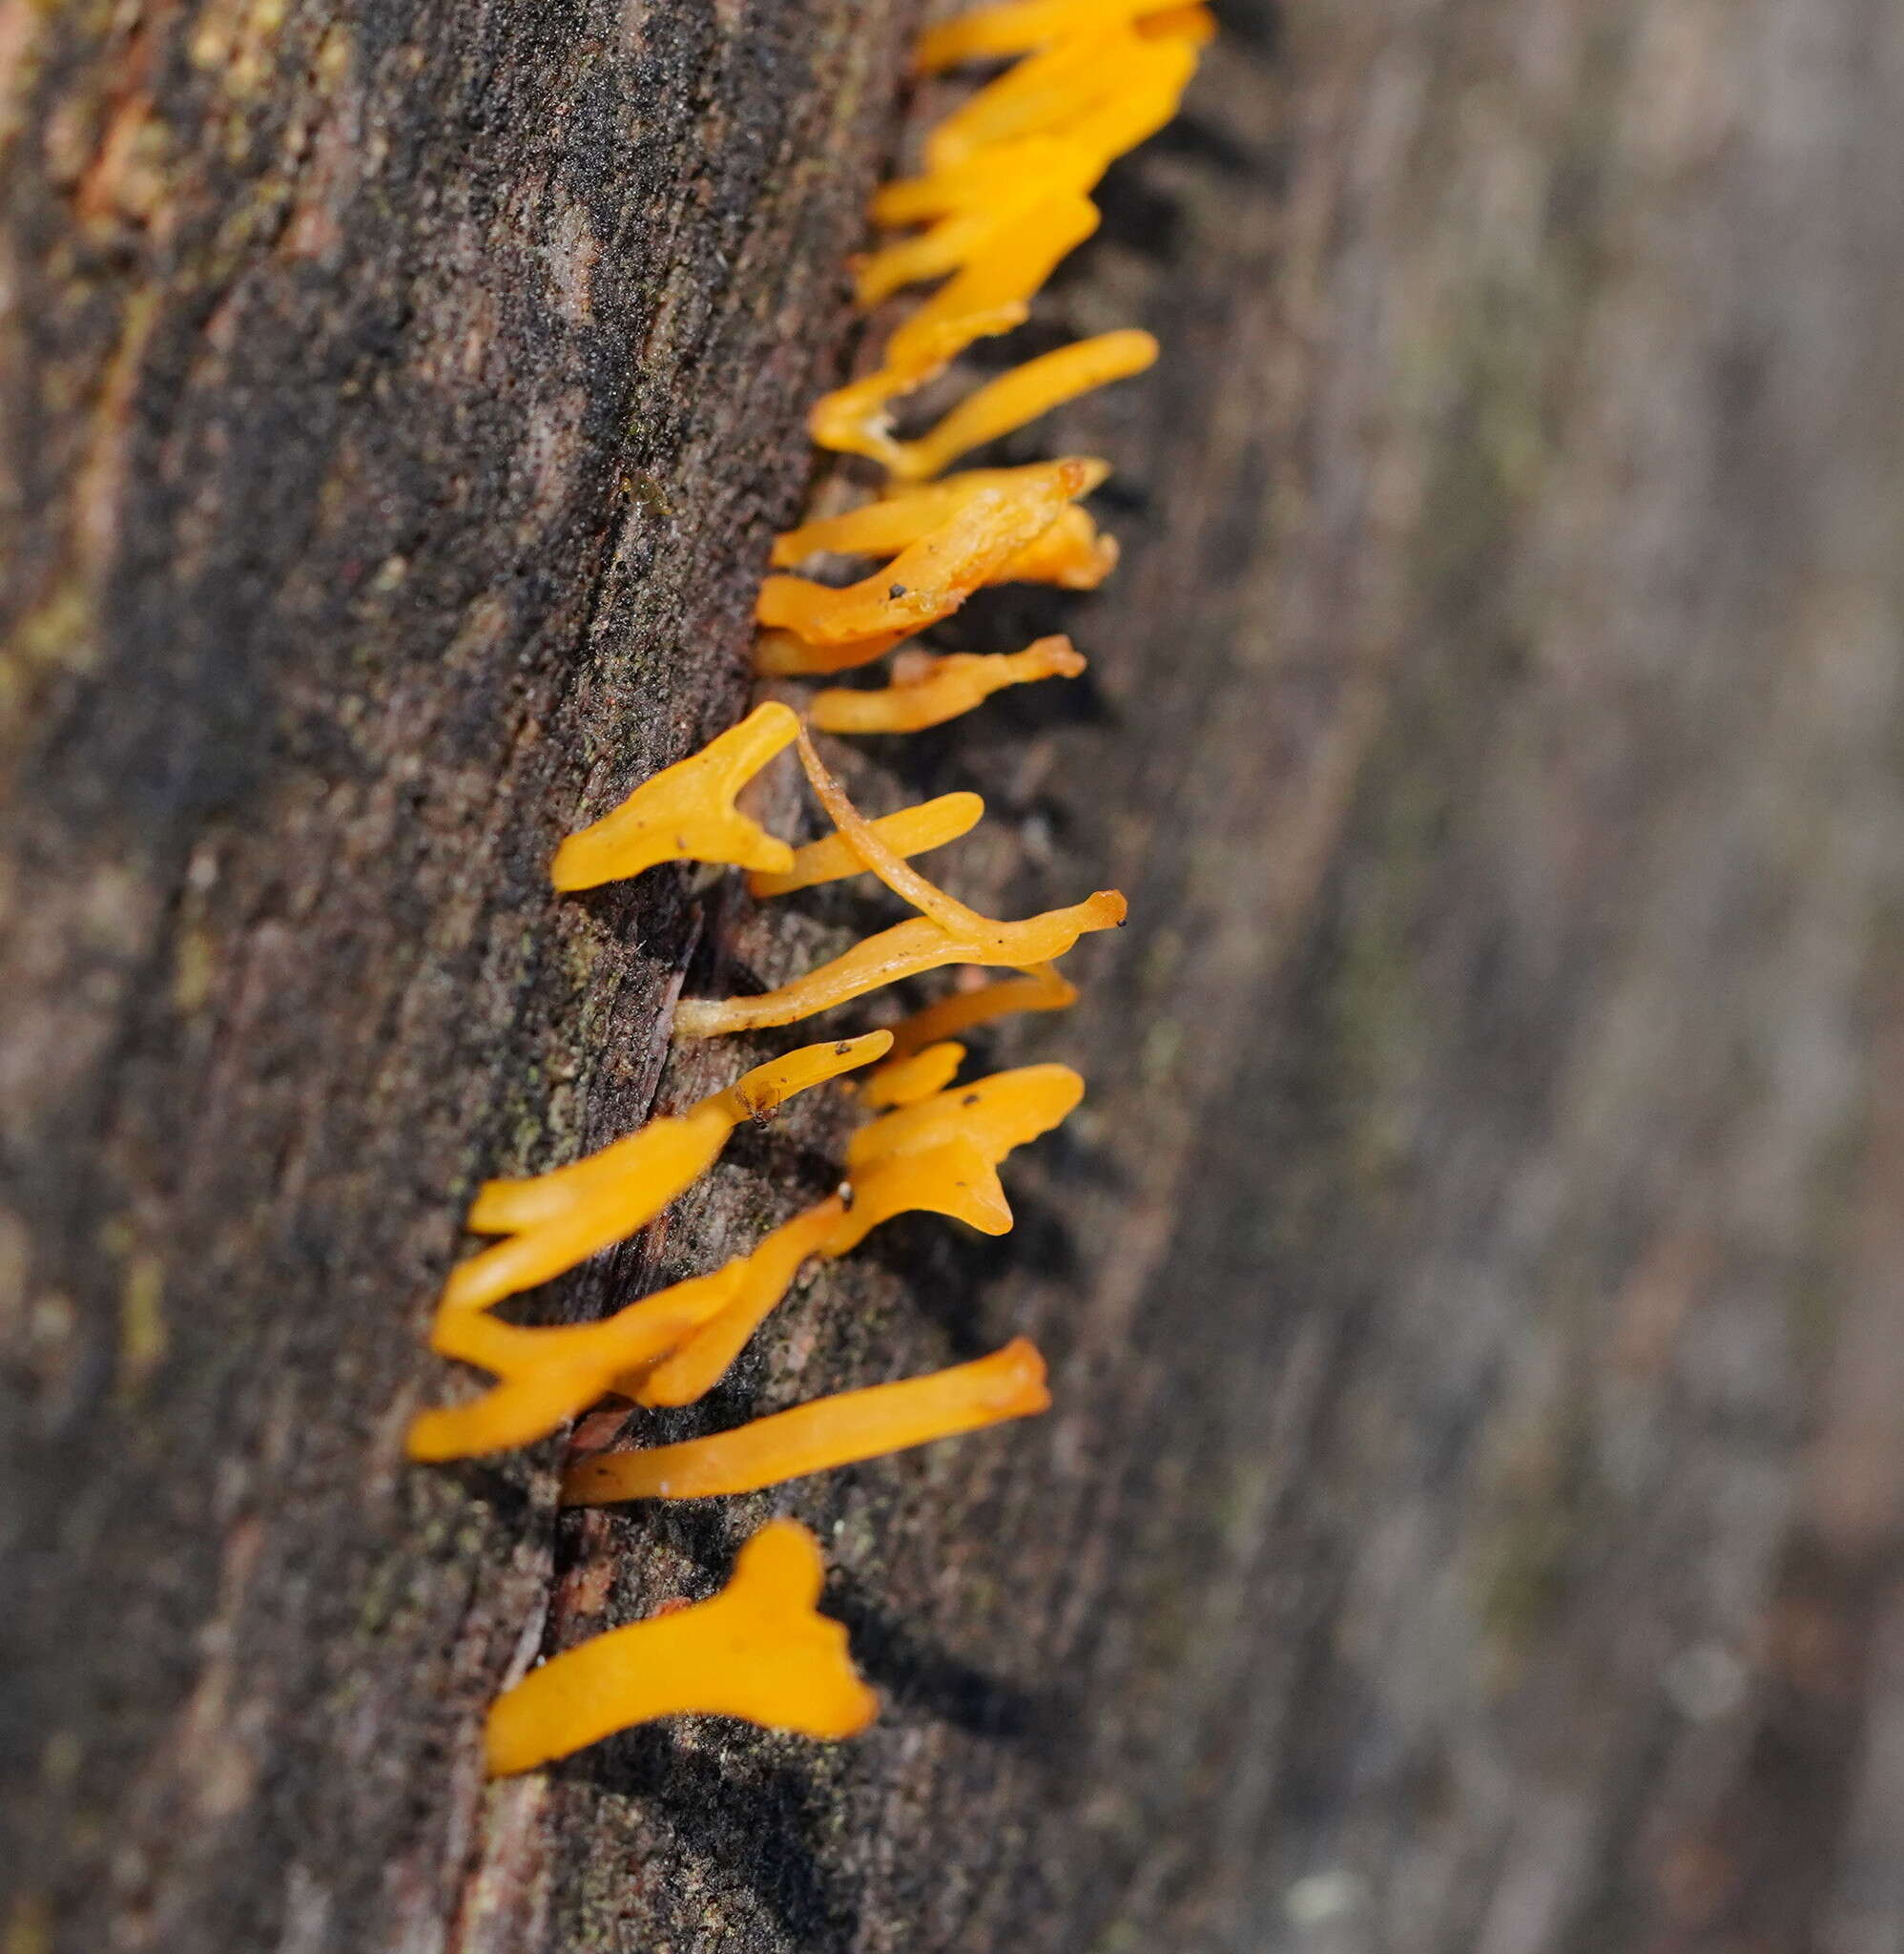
[
  {"left": 484, "top": 1519, "right": 877, "bottom": 1776},
  {"left": 671, "top": 741, "right": 1123, "bottom": 1039},
  {"left": 550, "top": 701, "right": 800, "bottom": 891},
  {"left": 718, "top": 1030, "right": 894, "bottom": 1120},
  {"left": 828, "top": 1061, "right": 1086, "bottom": 1251},
  {"left": 749, "top": 792, "right": 984, "bottom": 898},
  {"left": 858, "top": 1040, "right": 967, "bottom": 1110},
  {"left": 633, "top": 1195, "right": 847, "bottom": 1408},
  {"left": 437, "top": 1032, "right": 889, "bottom": 1317}
]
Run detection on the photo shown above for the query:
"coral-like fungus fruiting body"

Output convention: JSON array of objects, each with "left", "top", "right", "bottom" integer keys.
[
  {"left": 550, "top": 701, "right": 799, "bottom": 891},
  {"left": 990, "top": 504, "right": 1120, "bottom": 589},
  {"left": 885, "top": 192, "right": 1100, "bottom": 383},
  {"left": 881, "top": 962, "right": 1079, "bottom": 1064},
  {"left": 437, "top": 1033, "right": 890, "bottom": 1316},
  {"left": 913, "top": 10, "right": 1210, "bottom": 171},
  {"left": 807, "top": 315, "right": 1024, "bottom": 470},
  {"left": 632, "top": 1196, "right": 846, "bottom": 1408},
  {"left": 672, "top": 896, "right": 1120, "bottom": 1039},
  {"left": 915, "top": 0, "right": 1191, "bottom": 72},
  {"left": 755, "top": 461, "right": 1089, "bottom": 659},
  {"left": 773, "top": 468, "right": 1116, "bottom": 597},
  {"left": 826, "top": 1063, "right": 1086, "bottom": 1253},
  {"left": 961, "top": 31, "right": 1202, "bottom": 188},
  {"left": 809, "top": 196, "right": 1100, "bottom": 468},
  {"left": 748, "top": 792, "right": 983, "bottom": 898},
  {"left": 771, "top": 459, "right": 1112, "bottom": 582},
  {"left": 914, "top": 7, "right": 1211, "bottom": 176},
  {"left": 884, "top": 333, "right": 1156, "bottom": 483},
  {"left": 857, "top": 1040, "right": 966, "bottom": 1111},
  {"left": 483, "top": 1520, "right": 876, "bottom": 1776},
  {"left": 873, "top": 135, "right": 1084, "bottom": 229},
  {"left": 672, "top": 727, "right": 1123, "bottom": 1036},
  {"left": 406, "top": 1269, "right": 741, "bottom": 1461},
  {"left": 809, "top": 638, "right": 1086, "bottom": 738},
  {"left": 560, "top": 1338, "right": 1050, "bottom": 1505},
  {"left": 852, "top": 175, "right": 1091, "bottom": 307}
]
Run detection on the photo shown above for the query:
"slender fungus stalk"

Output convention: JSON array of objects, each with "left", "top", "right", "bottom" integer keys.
[
  {"left": 670, "top": 735, "right": 1122, "bottom": 1038},
  {"left": 673, "top": 725, "right": 1123, "bottom": 1040},
  {"left": 916, "top": 41, "right": 1116, "bottom": 177},
  {"left": 793, "top": 723, "right": 1010, "bottom": 931},
  {"left": 880, "top": 963, "right": 1079, "bottom": 1064},
  {"left": 884, "top": 334, "right": 1157, "bottom": 483},
  {"left": 883, "top": 193, "right": 1101, "bottom": 386},
  {"left": 672, "top": 897, "right": 1120, "bottom": 1038},
  {"left": 561, "top": 1339, "right": 1050, "bottom": 1505},
  {"left": 771, "top": 461, "right": 1114, "bottom": 587},
  {"left": 853, "top": 177, "right": 1095, "bottom": 307},
  {"left": 809, "top": 638, "right": 1087, "bottom": 737},
  {"left": 632, "top": 1196, "right": 846, "bottom": 1408},
  {"left": 438, "top": 1032, "right": 890, "bottom": 1314},
  {"left": 874, "top": 135, "right": 1087, "bottom": 227},
  {"left": 908, "top": 21, "right": 1207, "bottom": 193},
  {"left": 407, "top": 1269, "right": 739, "bottom": 1460},
  {"left": 747, "top": 793, "right": 983, "bottom": 898},
  {"left": 806, "top": 305, "right": 1027, "bottom": 466},
  {"left": 484, "top": 1520, "right": 876, "bottom": 1776},
  {"left": 550, "top": 701, "right": 799, "bottom": 891},
  {"left": 809, "top": 197, "right": 1100, "bottom": 468},
  {"left": 755, "top": 462, "right": 1089, "bottom": 653},
  {"left": 755, "top": 622, "right": 917, "bottom": 677},
  {"left": 857, "top": 1041, "right": 966, "bottom": 1111}
]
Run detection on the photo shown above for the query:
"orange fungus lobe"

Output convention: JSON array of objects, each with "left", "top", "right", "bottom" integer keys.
[{"left": 483, "top": 1520, "right": 877, "bottom": 1775}]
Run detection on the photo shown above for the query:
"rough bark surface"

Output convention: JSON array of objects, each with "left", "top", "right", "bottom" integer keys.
[{"left": 6, "top": 2, "right": 1904, "bottom": 1954}]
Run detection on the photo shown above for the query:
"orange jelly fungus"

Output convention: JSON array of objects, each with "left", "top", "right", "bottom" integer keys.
[
  {"left": 671, "top": 896, "right": 1118, "bottom": 1039},
  {"left": 809, "top": 195, "right": 1100, "bottom": 468},
  {"left": 1002, "top": 504, "right": 1121, "bottom": 590},
  {"left": 407, "top": 1269, "right": 740, "bottom": 1460},
  {"left": 771, "top": 460, "right": 1114, "bottom": 589},
  {"left": 909, "top": 18, "right": 1205, "bottom": 180},
  {"left": 884, "top": 334, "right": 1156, "bottom": 485},
  {"left": 755, "top": 461, "right": 1088, "bottom": 659},
  {"left": 857, "top": 1040, "right": 966, "bottom": 1111},
  {"left": 550, "top": 701, "right": 798, "bottom": 891},
  {"left": 826, "top": 1062, "right": 1085, "bottom": 1252},
  {"left": 437, "top": 1033, "right": 890, "bottom": 1316},
  {"left": 747, "top": 791, "right": 983, "bottom": 898},
  {"left": 915, "top": 0, "right": 1190, "bottom": 72},
  {"left": 852, "top": 180, "right": 1084, "bottom": 308},
  {"left": 632, "top": 1196, "right": 845, "bottom": 1409},
  {"left": 882, "top": 962, "right": 1079, "bottom": 1064},
  {"left": 669, "top": 729, "right": 1121, "bottom": 1040},
  {"left": 911, "top": 34, "right": 1202, "bottom": 198},
  {"left": 483, "top": 1520, "right": 877, "bottom": 1776},
  {"left": 560, "top": 1339, "right": 1050, "bottom": 1506},
  {"left": 809, "top": 637, "right": 1086, "bottom": 738}
]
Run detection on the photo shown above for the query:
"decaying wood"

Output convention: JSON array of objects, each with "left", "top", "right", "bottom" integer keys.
[{"left": 6, "top": 1, "right": 1904, "bottom": 1951}]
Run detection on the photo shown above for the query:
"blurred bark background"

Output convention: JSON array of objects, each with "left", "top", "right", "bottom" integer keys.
[{"left": 4, "top": 0, "right": 1903, "bottom": 1950}]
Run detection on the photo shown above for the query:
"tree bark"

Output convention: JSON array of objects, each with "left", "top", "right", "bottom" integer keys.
[{"left": 6, "top": 2, "right": 1904, "bottom": 1953}]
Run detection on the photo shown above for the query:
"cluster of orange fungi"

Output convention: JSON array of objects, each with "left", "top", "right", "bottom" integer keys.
[{"left": 411, "top": 0, "right": 1209, "bottom": 1776}]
